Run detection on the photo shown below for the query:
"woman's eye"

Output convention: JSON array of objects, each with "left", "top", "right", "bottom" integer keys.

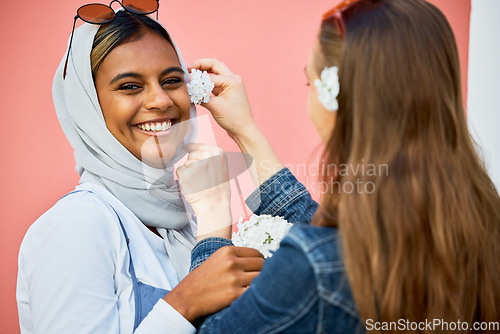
[
  {"left": 119, "top": 83, "right": 140, "bottom": 90},
  {"left": 162, "top": 77, "right": 183, "bottom": 86}
]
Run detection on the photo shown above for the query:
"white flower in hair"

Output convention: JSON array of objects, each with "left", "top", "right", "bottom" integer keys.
[
  {"left": 314, "top": 66, "right": 340, "bottom": 112},
  {"left": 232, "top": 214, "right": 293, "bottom": 258},
  {"left": 187, "top": 69, "right": 215, "bottom": 105}
]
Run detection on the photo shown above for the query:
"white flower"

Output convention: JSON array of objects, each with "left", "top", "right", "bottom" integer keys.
[
  {"left": 232, "top": 214, "right": 293, "bottom": 258},
  {"left": 187, "top": 69, "right": 215, "bottom": 105},
  {"left": 314, "top": 66, "right": 340, "bottom": 112}
]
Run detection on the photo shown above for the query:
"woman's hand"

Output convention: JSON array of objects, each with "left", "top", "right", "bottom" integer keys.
[
  {"left": 177, "top": 143, "right": 232, "bottom": 241},
  {"left": 189, "top": 59, "right": 284, "bottom": 186},
  {"left": 164, "top": 246, "right": 264, "bottom": 322},
  {"left": 189, "top": 58, "right": 259, "bottom": 141}
]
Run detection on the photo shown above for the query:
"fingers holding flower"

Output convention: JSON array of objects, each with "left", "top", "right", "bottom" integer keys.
[
  {"left": 189, "top": 58, "right": 234, "bottom": 76},
  {"left": 188, "top": 58, "right": 257, "bottom": 140}
]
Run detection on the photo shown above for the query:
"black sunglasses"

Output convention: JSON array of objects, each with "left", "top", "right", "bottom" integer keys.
[{"left": 63, "top": 0, "right": 159, "bottom": 79}]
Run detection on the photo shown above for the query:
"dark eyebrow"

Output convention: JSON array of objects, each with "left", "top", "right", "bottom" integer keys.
[
  {"left": 109, "top": 67, "right": 185, "bottom": 85},
  {"left": 161, "top": 66, "right": 185, "bottom": 77},
  {"left": 109, "top": 72, "right": 141, "bottom": 85}
]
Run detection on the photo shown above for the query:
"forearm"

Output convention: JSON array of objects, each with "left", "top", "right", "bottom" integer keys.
[
  {"left": 245, "top": 168, "right": 319, "bottom": 224},
  {"left": 232, "top": 125, "right": 284, "bottom": 187},
  {"left": 194, "top": 203, "right": 233, "bottom": 242}
]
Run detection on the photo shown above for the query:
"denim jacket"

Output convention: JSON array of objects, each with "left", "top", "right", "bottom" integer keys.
[{"left": 190, "top": 168, "right": 365, "bottom": 333}]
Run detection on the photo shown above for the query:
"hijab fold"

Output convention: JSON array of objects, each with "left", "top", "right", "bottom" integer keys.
[{"left": 53, "top": 17, "right": 197, "bottom": 280}]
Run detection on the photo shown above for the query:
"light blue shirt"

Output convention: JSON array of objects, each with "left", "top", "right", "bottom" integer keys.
[{"left": 17, "top": 182, "right": 196, "bottom": 333}]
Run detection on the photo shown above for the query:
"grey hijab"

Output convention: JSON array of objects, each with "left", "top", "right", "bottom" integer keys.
[{"left": 52, "top": 18, "right": 197, "bottom": 280}]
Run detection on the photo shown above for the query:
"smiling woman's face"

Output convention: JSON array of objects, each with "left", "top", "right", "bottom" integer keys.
[{"left": 94, "top": 29, "right": 191, "bottom": 168}]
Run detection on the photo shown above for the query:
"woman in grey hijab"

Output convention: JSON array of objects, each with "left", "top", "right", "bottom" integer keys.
[{"left": 17, "top": 9, "right": 262, "bottom": 333}]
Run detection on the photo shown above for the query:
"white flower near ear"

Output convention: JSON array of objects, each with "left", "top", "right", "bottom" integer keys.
[
  {"left": 187, "top": 69, "right": 215, "bottom": 105},
  {"left": 232, "top": 214, "right": 293, "bottom": 258},
  {"left": 314, "top": 66, "right": 340, "bottom": 112}
]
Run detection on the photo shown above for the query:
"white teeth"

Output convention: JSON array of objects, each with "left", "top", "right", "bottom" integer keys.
[{"left": 138, "top": 120, "right": 174, "bottom": 132}]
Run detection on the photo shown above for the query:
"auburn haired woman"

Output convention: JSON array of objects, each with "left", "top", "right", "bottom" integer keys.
[{"left": 176, "top": 0, "right": 500, "bottom": 332}]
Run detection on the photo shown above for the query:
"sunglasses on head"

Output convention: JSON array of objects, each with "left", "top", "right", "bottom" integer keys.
[
  {"left": 322, "top": 0, "right": 373, "bottom": 39},
  {"left": 63, "top": 0, "right": 159, "bottom": 79}
]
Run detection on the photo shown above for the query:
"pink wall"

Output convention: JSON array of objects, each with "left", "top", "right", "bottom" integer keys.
[{"left": 0, "top": 0, "right": 470, "bottom": 332}]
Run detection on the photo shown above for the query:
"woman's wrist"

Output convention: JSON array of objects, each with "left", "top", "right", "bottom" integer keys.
[
  {"left": 196, "top": 226, "right": 232, "bottom": 242},
  {"left": 192, "top": 198, "right": 231, "bottom": 216},
  {"left": 231, "top": 123, "right": 262, "bottom": 149},
  {"left": 232, "top": 125, "right": 284, "bottom": 186},
  {"left": 194, "top": 204, "right": 233, "bottom": 241},
  {"left": 163, "top": 287, "right": 198, "bottom": 323}
]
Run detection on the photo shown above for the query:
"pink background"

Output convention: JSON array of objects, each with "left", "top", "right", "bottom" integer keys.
[{"left": 0, "top": 0, "right": 470, "bottom": 332}]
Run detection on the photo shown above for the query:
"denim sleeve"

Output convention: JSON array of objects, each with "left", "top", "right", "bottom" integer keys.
[
  {"left": 189, "top": 237, "right": 233, "bottom": 272},
  {"left": 245, "top": 168, "right": 319, "bottom": 224},
  {"left": 196, "top": 234, "right": 318, "bottom": 333}
]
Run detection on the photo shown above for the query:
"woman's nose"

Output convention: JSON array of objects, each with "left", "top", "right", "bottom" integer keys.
[{"left": 144, "top": 84, "right": 174, "bottom": 111}]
